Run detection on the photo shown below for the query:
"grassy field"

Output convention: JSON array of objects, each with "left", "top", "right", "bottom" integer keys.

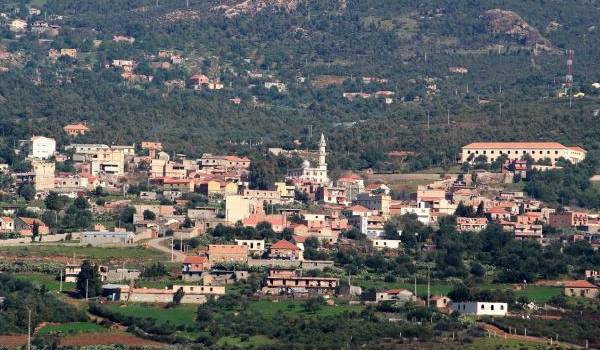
[
  {"left": 14, "top": 273, "right": 76, "bottom": 292},
  {"left": 246, "top": 299, "right": 363, "bottom": 317},
  {"left": 0, "top": 244, "right": 166, "bottom": 262},
  {"left": 514, "top": 286, "right": 561, "bottom": 303},
  {"left": 216, "top": 335, "right": 277, "bottom": 348},
  {"left": 102, "top": 299, "right": 362, "bottom": 329},
  {"left": 467, "top": 337, "right": 554, "bottom": 349},
  {"left": 102, "top": 303, "right": 197, "bottom": 327},
  {"left": 38, "top": 322, "right": 105, "bottom": 336}
]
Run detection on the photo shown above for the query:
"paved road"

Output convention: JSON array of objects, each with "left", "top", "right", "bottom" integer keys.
[{"left": 146, "top": 236, "right": 186, "bottom": 262}]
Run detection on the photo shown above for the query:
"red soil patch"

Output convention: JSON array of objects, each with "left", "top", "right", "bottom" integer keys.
[
  {"left": 59, "top": 332, "right": 165, "bottom": 347},
  {"left": 0, "top": 334, "right": 27, "bottom": 349}
]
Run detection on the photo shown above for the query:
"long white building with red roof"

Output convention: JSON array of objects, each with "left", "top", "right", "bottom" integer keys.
[{"left": 461, "top": 142, "right": 586, "bottom": 165}]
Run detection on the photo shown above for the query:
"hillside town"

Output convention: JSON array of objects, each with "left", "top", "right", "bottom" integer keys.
[
  {"left": 2, "top": 130, "right": 599, "bottom": 313},
  {"left": 3, "top": 0, "right": 600, "bottom": 349}
]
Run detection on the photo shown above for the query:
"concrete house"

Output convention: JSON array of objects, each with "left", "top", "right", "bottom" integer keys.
[
  {"left": 451, "top": 301, "right": 507, "bottom": 316},
  {"left": 563, "top": 280, "right": 599, "bottom": 298}
]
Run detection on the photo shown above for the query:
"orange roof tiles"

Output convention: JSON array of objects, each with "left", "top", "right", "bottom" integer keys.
[
  {"left": 563, "top": 280, "right": 598, "bottom": 289},
  {"left": 463, "top": 142, "right": 579, "bottom": 150},
  {"left": 63, "top": 123, "right": 89, "bottom": 130},
  {"left": 183, "top": 256, "right": 209, "bottom": 264},
  {"left": 271, "top": 239, "right": 299, "bottom": 251},
  {"left": 347, "top": 205, "right": 370, "bottom": 212}
]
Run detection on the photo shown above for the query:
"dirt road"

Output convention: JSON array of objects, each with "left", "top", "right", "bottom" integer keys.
[{"left": 146, "top": 236, "right": 185, "bottom": 262}]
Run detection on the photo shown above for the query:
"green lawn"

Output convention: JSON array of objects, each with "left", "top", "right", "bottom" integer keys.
[
  {"left": 101, "top": 299, "right": 361, "bottom": 329},
  {"left": 246, "top": 299, "right": 362, "bottom": 317},
  {"left": 514, "top": 286, "right": 561, "bottom": 303},
  {"left": 14, "top": 273, "right": 75, "bottom": 292},
  {"left": 102, "top": 303, "right": 197, "bottom": 327},
  {"left": 467, "top": 337, "right": 553, "bottom": 350},
  {"left": 38, "top": 322, "right": 105, "bottom": 336},
  {"left": 216, "top": 335, "right": 277, "bottom": 348},
  {"left": 0, "top": 245, "right": 166, "bottom": 262}
]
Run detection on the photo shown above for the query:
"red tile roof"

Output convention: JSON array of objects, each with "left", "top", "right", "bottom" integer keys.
[
  {"left": 563, "top": 280, "right": 598, "bottom": 288},
  {"left": 183, "top": 256, "right": 209, "bottom": 264},
  {"left": 63, "top": 123, "right": 89, "bottom": 131},
  {"left": 337, "top": 172, "right": 362, "bottom": 181},
  {"left": 271, "top": 239, "right": 299, "bottom": 251},
  {"left": 464, "top": 142, "right": 582, "bottom": 150},
  {"left": 347, "top": 205, "right": 370, "bottom": 213}
]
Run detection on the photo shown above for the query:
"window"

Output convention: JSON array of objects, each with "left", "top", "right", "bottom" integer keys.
[
  {"left": 491, "top": 304, "right": 495, "bottom": 311},
  {"left": 481, "top": 304, "right": 485, "bottom": 309},
  {"left": 500, "top": 305, "right": 504, "bottom": 310}
]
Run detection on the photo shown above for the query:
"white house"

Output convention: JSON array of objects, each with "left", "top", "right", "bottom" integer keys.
[
  {"left": 400, "top": 202, "right": 431, "bottom": 225},
  {"left": 371, "top": 239, "right": 402, "bottom": 250},
  {"left": 450, "top": 301, "right": 507, "bottom": 316},
  {"left": 235, "top": 239, "right": 265, "bottom": 255},
  {"left": 30, "top": 136, "right": 56, "bottom": 160}
]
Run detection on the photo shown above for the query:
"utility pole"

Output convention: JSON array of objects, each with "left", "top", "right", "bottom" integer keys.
[
  {"left": 186, "top": 0, "right": 189, "bottom": 8},
  {"left": 499, "top": 103, "right": 502, "bottom": 119},
  {"left": 427, "top": 265, "right": 430, "bottom": 307},
  {"left": 171, "top": 237, "right": 174, "bottom": 262},
  {"left": 59, "top": 268, "right": 63, "bottom": 293},
  {"left": 414, "top": 274, "right": 417, "bottom": 296},
  {"left": 427, "top": 111, "right": 430, "bottom": 130},
  {"left": 447, "top": 108, "right": 450, "bottom": 126},
  {"left": 85, "top": 279, "right": 89, "bottom": 301},
  {"left": 27, "top": 307, "right": 31, "bottom": 350}
]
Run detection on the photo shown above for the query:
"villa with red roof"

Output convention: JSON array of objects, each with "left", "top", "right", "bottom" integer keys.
[
  {"left": 0, "top": 217, "right": 14, "bottom": 232},
  {"left": 563, "top": 280, "right": 599, "bottom": 298},
  {"left": 461, "top": 142, "right": 586, "bottom": 165},
  {"left": 269, "top": 239, "right": 302, "bottom": 260},
  {"left": 242, "top": 214, "right": 287, "bottom": 232},
  {"left": 182, "top": 256, "right": 211, "bottom": 281},
  {"left": 63, "top": 123, "right": 89, "bottom": 136}
]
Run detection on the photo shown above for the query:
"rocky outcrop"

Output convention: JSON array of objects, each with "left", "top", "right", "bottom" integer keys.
[
  {"left": 482, "top": 9, "right": 551, "bottom": 48},
  {"left": 212, "top": 0, "right": 304, "bottom": 18},
  {"left": 212, "top": 0, "right": 348, "bottom": 18}
]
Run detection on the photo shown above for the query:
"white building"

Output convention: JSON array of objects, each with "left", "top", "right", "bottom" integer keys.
[
  {"left": 400, "top": 202, "right": 431, "bottom": 225},
  {"left": 286, "top": 133, "right": 329, "bottom": 184},
  {"left": 235, "top": 239, "right": 265, "bottom": 255},
  {"left": 461, "top": 142, "right": 586, "bottom": 165},
  {"left": 450, "top": 301, "right": 507, "bottom": 316},
  {"left": 30, "top": 136, "right": 56, "bottom": 160},
  {"left": 371, "top": 239, "right": 402, "bottom": 250}
]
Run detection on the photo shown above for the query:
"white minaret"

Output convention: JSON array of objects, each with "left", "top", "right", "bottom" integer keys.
[{"left": 318, "top": 133, "right": 327, "bottom": 168}]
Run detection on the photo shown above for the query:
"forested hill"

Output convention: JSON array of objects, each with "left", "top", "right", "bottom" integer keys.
[{"left": 0, "top": 0, "right": 599, "bottom": 171}]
